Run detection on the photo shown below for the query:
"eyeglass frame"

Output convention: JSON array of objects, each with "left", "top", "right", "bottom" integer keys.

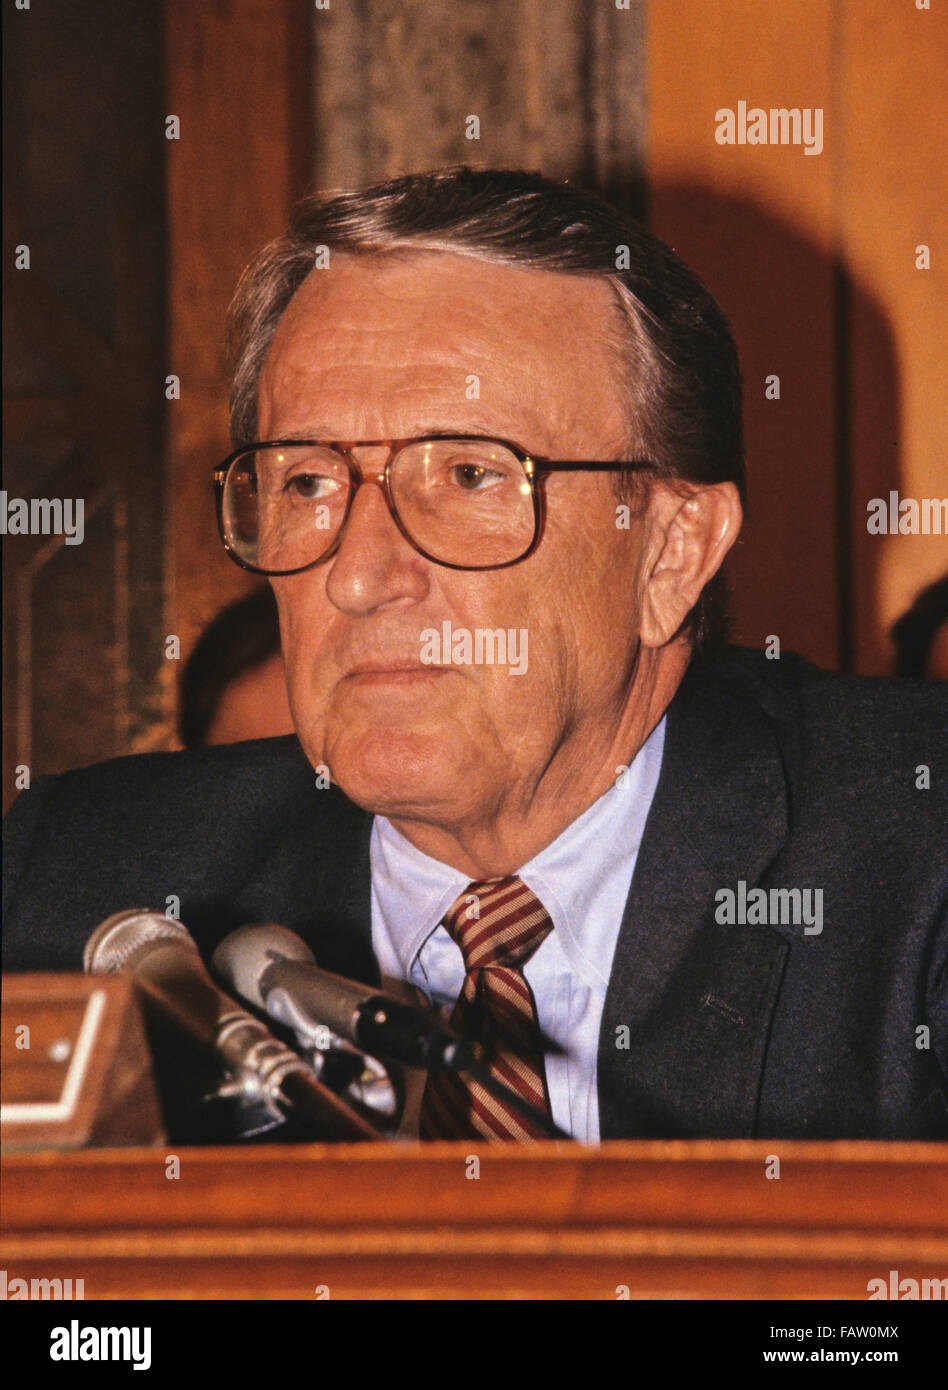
[{"left": 213, "top": 434, "right": 658, "bottom": 575}]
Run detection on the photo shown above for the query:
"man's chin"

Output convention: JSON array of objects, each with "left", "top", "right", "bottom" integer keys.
[{"left": 314, "top": 728, "right": 482, "bottom": 822}]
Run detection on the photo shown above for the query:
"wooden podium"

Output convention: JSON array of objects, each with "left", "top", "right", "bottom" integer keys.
[
  {"left": 3, "top": 1141, "right": 947, "bottom": 1300},
  {"left": 2, "top": 974, "right": 947, "bottom": 1299}
]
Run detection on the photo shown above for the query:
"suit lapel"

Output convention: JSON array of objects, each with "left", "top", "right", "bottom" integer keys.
[
  {"left": 599, "top": 656, "right": 795, "bottom": 1137},
  {"left": 293, "top": 788, "right": 377, "bottom": 984}
]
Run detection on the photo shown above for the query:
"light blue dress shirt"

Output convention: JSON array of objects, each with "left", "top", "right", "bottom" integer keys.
[{"left": 370, "top": 716, "right": 665, "bottom": 1142}]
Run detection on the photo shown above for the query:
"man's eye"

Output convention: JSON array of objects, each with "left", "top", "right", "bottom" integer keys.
[
  {"left": 284, "top": 473, "right": 339, "bottom": 500},
  {"left": 448, "top": 462, "right": 503, "bottom": 490}
]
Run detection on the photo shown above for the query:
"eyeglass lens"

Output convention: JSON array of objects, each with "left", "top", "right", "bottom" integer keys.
[{"left": 221, "top": 440, "right": 536, "bottom": 572}]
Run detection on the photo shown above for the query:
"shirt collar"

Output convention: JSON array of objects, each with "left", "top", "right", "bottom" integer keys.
[{"left": 371, "top": 715, "right": 666, "bottom": 987}]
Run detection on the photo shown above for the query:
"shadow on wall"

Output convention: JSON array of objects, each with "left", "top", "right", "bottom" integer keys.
[{"left": 592, "top": 174, "right": 900, "bottom": 675}]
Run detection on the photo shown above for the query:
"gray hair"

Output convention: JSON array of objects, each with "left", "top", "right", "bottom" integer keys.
[{"left": 227, "top": 167, "right": 745, "bottom": 649}]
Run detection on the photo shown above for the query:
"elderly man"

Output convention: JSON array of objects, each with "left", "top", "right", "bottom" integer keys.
[{"left": 4, "top": 168, "right": 946, "bottom": 1141}]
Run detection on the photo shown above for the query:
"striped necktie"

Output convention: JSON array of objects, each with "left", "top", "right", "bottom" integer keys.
[{"left": 419, "top": 876, "right": 555, "bottom": 1141}]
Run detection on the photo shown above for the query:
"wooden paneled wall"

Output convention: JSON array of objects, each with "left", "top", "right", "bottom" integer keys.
[
  {"left": 3, "top": 1, "right": 168, "bottom": 808},
  {"left": 183, "top": 0, "right": 945, "bottom": 676},
  {"left": 647, "top": 0, "right": 948, "bottom": 673},
  {"left": 6, "top": 2, "right": 944, "bottom": 797}
]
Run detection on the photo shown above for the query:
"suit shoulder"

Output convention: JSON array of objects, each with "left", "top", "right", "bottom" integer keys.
[
  {"left": 52, "top": 733, "right": 308, "bottom": 794},
  {"left": 3, "top": 736, "right": 364, "bottom": 893},
  {"left": 2, "top": 737, "right": 368, "bottom": 970},
  {"left": 701, "top": 646, "right": 948, "bottom": 826},
  {"left": 706, "top": 645, "right": 948, "bottom": 744}
]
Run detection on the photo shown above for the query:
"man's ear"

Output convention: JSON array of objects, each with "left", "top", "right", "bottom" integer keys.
[{"left": 638, "top": 481, "right": 743, "bottom": 648}]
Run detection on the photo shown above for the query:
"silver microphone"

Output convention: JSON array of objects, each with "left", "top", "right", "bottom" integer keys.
[
  {"left": 212, "top": 922, "right": 475, "bottom": 1071},
  {"left": 85, "top": 910, "right": 378, "bottom": 1141}
]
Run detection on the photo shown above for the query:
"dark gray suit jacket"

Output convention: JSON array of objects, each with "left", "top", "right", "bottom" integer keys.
[{"left": 4, "top": 648, "right": 947, "bottom": 1138}]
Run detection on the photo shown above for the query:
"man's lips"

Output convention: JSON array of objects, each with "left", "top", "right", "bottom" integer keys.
[{"left": 340, "top": 661, "right": 452, "bottom": 684}]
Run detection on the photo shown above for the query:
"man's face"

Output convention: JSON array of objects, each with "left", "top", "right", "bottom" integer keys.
[{"left": 258, "top": 252, "right": 652, "bottom": 835}]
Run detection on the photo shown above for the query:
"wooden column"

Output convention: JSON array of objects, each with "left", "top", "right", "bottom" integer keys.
[
  {"left": 164, "top": 0, "right": 313, "bottom": 673},
  {"left": 309, "top": 0, "right": 646, "bottom": 204}
]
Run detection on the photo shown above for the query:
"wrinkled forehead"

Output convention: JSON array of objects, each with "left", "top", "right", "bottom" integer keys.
[{"left": 257, "top": 251, "right": 633, "bottom": 453}]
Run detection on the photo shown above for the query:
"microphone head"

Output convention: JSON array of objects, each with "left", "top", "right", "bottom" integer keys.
[
  {"left": 212, "top": 923, "right": 316, "bottom": 1009},
  {"left": 84, "top": 909, "right": 196, "bottom": 975}
]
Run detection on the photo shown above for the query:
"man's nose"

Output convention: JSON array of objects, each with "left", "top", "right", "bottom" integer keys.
[{"left": 324, "top": 447, "right": 430, "bottom": 616}]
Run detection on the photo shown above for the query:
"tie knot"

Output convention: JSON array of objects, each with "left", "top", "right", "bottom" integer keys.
[{"left": 443, "top": 876, "right": 553, "bottom": 971}]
